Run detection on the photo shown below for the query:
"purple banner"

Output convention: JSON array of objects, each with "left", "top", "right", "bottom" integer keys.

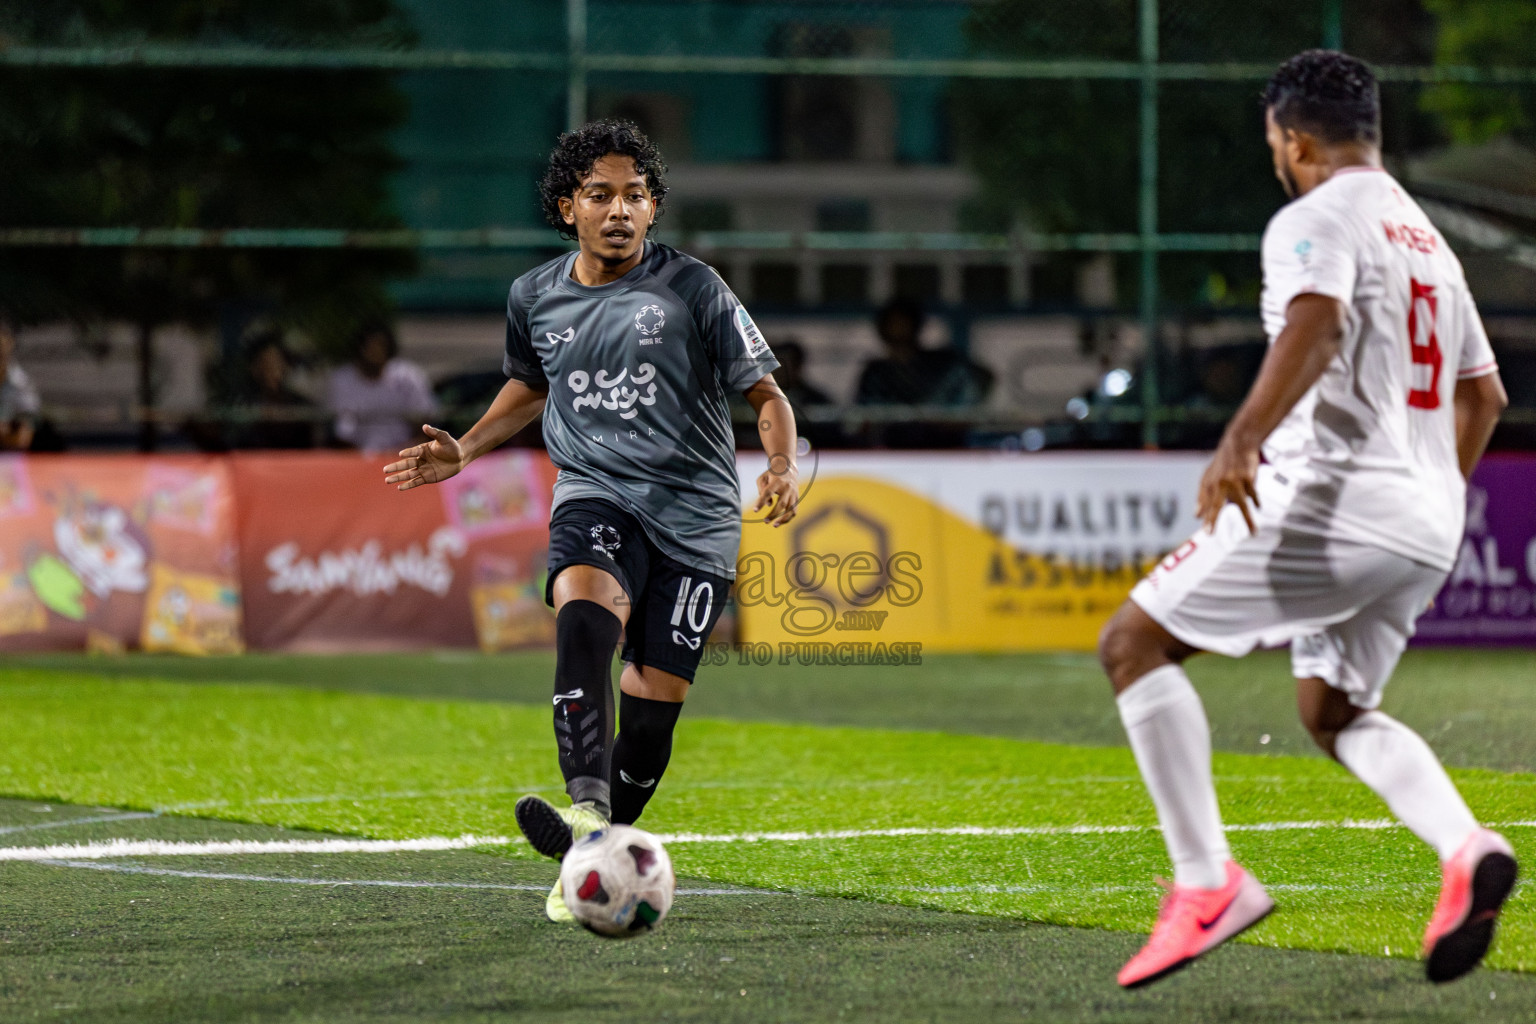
[{"left": 1415, "top": 455, "right": 1536, "bottom": 646}]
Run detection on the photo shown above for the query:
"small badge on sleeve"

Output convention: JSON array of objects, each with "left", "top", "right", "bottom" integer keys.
[{"left": 734, "top": 306, "right": 770, "bottom": 359}]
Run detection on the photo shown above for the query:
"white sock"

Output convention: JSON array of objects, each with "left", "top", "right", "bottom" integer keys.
[
  {"left": 1116, "top": 664, "right": 1231, "bottom": 889},
  {"left": 1334, "top": 710, "right": 1479, "bottom": 861}
]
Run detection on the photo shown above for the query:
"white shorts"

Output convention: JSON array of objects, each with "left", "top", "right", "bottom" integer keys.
[{"left": 1129, "top": 467, "right": 1446, "bottom": 709}]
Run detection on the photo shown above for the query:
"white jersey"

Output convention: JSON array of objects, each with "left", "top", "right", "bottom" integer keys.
[{"left": 1258, "top": 167, "right": 1498, "bottom": 573}]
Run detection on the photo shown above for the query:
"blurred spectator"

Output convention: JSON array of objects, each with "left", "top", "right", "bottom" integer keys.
[
  {"left": 769, "top": 338, "right": 844, "bottom": 450},
  {"left": 232, "top": 331, "right": 316, "bottom": 449},
  {"left": 326, "top": 321, "right": 439, "bottom": 453},
  {"left": 0, "top": 319, "right": 40, "bottom": 451},
  {"left": 772, "top": 339, "right": 831, "bottom": 409},
  {"left": 855, "top": 299, "right": 992, "bottom": 407}
]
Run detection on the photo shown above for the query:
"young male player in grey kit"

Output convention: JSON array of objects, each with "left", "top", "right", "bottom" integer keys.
[{"left": 385, "top": 120, "right": 800, "bottom": 920}]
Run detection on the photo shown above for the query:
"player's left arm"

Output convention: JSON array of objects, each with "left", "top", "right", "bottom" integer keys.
[
  {"left": 1452, "top": 288, "right": 1507, "bottom": 480},
  {"left": 1198, "top": 292, "right": 1346, "bottom": 533},
  {"left": 744, "top": 375, "right": 800, "bottom": 527},
  {"left": 1454, "top": 372, "right": 1507, "bottom": 480}
]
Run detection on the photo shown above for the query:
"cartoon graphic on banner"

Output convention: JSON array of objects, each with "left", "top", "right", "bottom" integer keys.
[
  {"left": 0, "top": 456, "right": 242, "bottom": 654},
  {"left": 0, "top": 565, "right": 45, "bottom": 636},
  {"left": 470, "top": 554, "right": 555, "bottom": 652},
  {"left": 0, "top": 455, "right": 35, "bottom": 517},
  {"left": 440, "top": 451, "right": 550, "bottom": 538},
  {"left": 141, "top": 565, "right": 244, "bottom": 655}
]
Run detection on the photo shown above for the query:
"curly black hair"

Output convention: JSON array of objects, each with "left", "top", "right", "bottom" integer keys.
[
  {"left": 539, "top": 119, "right": 669, "bottom": 240},
  {"left": 1263, "top": 50, "right": 1380, "bottom": 145}
]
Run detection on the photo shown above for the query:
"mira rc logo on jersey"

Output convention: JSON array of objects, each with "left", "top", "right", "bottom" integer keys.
[{"left": 634, "top": 305, "right": 665, "bottom": 345}]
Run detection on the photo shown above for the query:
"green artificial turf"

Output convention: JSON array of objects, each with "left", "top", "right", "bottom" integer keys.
[
  {"left": 0, "top": 668, "right": 1532, "bottom": 974},
  {"left": 12, "top": 647, "right": 1536, "bottom": 771},
  {"left": 6, "top": 800, "right": 1534, "bottom": 1024}
]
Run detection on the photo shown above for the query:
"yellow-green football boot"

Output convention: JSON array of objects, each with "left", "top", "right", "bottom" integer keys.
[
  {"left": 514, "top": 795, "right": 610, "bottom": 923},
  {"left": 545, "top": 876, "right": 575, "bottom": 922}
]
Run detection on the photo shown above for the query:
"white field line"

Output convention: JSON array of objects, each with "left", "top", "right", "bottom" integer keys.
[
  {"left": 40, "top": 860, "right": 771, "bottom": 896},
  {"left": 155, "top": 774, "right": 1346, "bottom": 814},
  {"left": 45, "top": 860, "right": 1533, "bottom": 900},
  {"left": 0, "top": 834, "right": 515, "bottom": 862},
  {"left": 0, "top": 811, "right": 159, "bottom": 836},
  {"left": 6, "top": 818, "right": 1536, "bottom": 862},
  {"left": 651, "top": 819, "right": 1411, "bottom": 843}
]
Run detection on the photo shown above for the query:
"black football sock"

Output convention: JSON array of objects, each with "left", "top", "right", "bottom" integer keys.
[
  {"left": 552, "top": 599, "right": 622, "bottom": 819},
  {"left": 610, "top": 692, "right": 684, "bottom": 826}
]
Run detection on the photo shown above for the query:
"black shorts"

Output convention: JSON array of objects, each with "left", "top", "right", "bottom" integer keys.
[{"left": 545, "top": 497, "right": 730, "bottom": 683}]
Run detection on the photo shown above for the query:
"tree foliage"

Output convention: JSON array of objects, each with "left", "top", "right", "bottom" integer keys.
[
  {"left": 949, "top": 0, "right": 1440, "bottom": 305},
  {"left": 0, "top": 1, "right": 416, "bottom": 352},
  {"left": 1420, "top": 0, "right": 1536, "bottom": 146}
]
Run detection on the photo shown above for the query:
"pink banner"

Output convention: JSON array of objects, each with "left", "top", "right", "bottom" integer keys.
[{"left": 232, "top": 451, "right": 558, "bottom": 652}]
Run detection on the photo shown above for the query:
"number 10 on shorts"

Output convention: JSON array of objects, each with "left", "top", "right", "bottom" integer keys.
[{"left": 670, "top": 577, "right": 715, "bottom": 636}]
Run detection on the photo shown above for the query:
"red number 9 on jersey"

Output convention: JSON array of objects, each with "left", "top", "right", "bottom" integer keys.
[{"left": 1407, "top": 278, "right": 1442, "bottom": 410}]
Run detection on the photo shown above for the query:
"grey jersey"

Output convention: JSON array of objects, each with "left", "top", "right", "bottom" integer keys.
[{"left": 504, "top": 241, "right": 778, "bottom": 579}]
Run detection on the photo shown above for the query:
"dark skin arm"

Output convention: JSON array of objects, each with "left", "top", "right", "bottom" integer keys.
[
  {"left": 1454, "top": 372, "right": 1507, "bottom": 480},
  {"left": 1197, "top": 292, "right": 1346, "bottom": 533},
  {"left": 744, "top": 374, "right": 800, "bottom": 527},
  {"left": 383, "top": 377, "right": 547, "bottom": 490}
]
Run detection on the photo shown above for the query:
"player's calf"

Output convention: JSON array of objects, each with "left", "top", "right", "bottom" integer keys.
[
  {"left": 611, "top": 692, "right": 684, "bottom": 826},
  {"left": 552, "top": 599, "right": 623, "bottom": 816}
]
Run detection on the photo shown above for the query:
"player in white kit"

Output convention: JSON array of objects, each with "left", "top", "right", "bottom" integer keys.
[{"left": 1097, "top": 51, "right": 1513, "bottom": 989}]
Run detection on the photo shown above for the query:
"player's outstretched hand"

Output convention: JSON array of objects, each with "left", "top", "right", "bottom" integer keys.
[
  {"left": 383, "top": 425, "right": 465, "bottom": 491},
  {"left": 1197, "top": 439, "right": 1260, "bottom": 535},
  {"left": 753, "top": 455, "right": 800, "bottom": 528}
]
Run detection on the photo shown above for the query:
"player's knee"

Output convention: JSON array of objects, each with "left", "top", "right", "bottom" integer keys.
[
  {"left": 556, "top": 600, "right": 623, "bottom": 660},
  {"left": 1299, "top": 717, "right": 1339, "bottom": 758},
  {"left": 1295, "top": 694, "right": 1356, "bottom": 760},
  {"left": 617, "top": 691, "right": 684, "bottom": 746},
  {"left": 1097, "top": 608, "right": 1141, "bottom": 691}
]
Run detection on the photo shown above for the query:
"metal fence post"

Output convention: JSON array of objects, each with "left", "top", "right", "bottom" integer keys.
[
  {"left": 1323, "top": 0, "right": 1344, "bottom": 50},
  {"left": 1138, "top": 0, "right": 1161, "bottom": 448},
  {"left": 566, "top": 0, "right": 588, "bottom": 130}
]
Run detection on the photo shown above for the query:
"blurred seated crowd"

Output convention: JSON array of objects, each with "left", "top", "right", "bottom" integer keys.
[
  {"left": 3, "top": 302, "right": 1531, "bottom": 454},
  {"left": 0, "top": 300, "right": 997, "bottom": 454}
]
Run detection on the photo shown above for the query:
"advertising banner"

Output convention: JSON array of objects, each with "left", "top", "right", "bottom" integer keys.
[
  {"left": 0, "top": 454, "right": 242, "bottom": 654},
  {"left": 232, "top": 451, "right": 558, "bottom": 652},
  {"left": 734, "top": 452, "right": 1208, "bottom": 654},
  {"left": 5, "top": 450, "right": 1528, "bottom": 655},
  {"left": 1415, "top": 455, "right": 1536, "bottom": 646}
]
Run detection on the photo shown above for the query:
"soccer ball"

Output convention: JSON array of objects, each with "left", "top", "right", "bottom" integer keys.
[{"left": 560, "top": 824, "right": 675, "bottom": 938}]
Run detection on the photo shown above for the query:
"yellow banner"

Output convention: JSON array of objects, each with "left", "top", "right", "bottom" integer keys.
[{"left": 736, "top": 454, "right": 1205, "bottom": 653}]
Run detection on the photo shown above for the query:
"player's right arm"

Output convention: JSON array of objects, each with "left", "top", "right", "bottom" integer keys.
[
  {"left": 385, "top": 280, "right": 550, "bottom": 491},
  {"left": 1197, "top": 293, "right": 1346, "bottom": 533},
  {"left": 1200, "top": 201, "right": 1356, "bottom": 533},
  {"left": 383, "top": 378, "right": 546, "bottom": 491}
]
